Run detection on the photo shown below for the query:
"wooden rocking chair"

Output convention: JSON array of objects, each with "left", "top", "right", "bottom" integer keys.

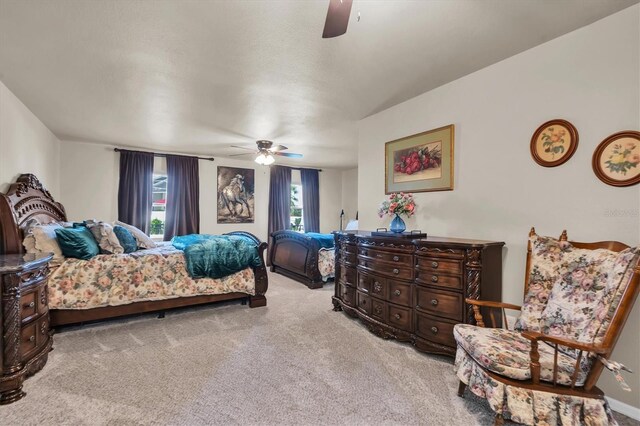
[{"left": 454, "top": 228, "right": 640, "bottom": 425}]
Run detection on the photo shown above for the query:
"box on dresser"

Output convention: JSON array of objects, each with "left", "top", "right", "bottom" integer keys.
[
  {"left": 332, "top": 231, "right": 504, "bottom": 357},
  {"left": 0, "top": 252, "right": 53, "bottom": 404}
]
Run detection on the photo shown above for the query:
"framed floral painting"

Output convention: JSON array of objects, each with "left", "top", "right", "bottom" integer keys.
[
  {"left": 530, "top": 119, "right": 579, "bottom": 167},
  {"left": 592, "top": 131, "right": 640, "bottom": 187},
  {"left": 385, "top": 124, "right": 454, "bottom": 194}
]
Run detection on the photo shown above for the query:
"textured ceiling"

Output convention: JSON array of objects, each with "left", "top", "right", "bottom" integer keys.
[{"left": 0, "top": 0, "right": 637, "bottom": 168}]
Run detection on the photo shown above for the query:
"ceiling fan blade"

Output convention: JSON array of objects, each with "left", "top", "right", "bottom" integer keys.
[
  {"left": 230, "top": 145, "right": 257, "bottom": 151},
  {"left": 271, "top": 144, "right": 288, "bottom": 152},
  {"left": 228, "top": 152, "right": 253, "bottom": 157},
  {"left": 322, "top": 0, "right": 352, "bottom": 38},
  {"left": 274, "top": 152, "right": 303, "bottom": 158}
]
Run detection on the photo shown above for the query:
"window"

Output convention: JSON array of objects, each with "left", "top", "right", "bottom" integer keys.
[
  {"left": 151, "top": 175, "right": 167, "bottom": 239},
  {"left": 290, "top": 184, "right": 304, "bottom": 232}
]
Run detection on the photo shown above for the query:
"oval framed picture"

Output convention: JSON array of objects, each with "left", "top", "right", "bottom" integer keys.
[
  {"left": 530, "top": 119, "right": 579, "bottom": 167},
  {"left": 592, "top": 131, "right": 640, "bottom": 187}
]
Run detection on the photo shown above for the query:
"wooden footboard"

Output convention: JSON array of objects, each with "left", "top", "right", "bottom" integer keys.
[{"left": 270, "top": 230, "right": 325, "bottom": 289}]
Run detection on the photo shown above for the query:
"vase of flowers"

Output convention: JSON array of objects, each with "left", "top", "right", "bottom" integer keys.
[{"left": 378, "top": 193, "right": 416, "bottom": 233}]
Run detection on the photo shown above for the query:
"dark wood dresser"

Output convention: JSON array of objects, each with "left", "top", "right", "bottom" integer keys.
[
  {"left": 0, "top": 252, "right": 53, "bottom": 404},
  {"left": 332, "top": 232, "right": 504, "bottom": 356}
]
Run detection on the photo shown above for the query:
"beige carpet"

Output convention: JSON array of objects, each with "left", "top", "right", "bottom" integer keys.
[{"left": 2, "top": 272, "right": 636, "bottom": 425}]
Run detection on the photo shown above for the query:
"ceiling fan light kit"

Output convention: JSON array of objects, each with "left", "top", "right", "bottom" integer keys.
[{"left": 255, "top": 152, "right": 275, "bottom": 165}]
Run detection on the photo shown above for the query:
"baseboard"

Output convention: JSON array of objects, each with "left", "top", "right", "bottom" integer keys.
[{"left": 607, "top": 396, "right": 640, "bottom": 421}]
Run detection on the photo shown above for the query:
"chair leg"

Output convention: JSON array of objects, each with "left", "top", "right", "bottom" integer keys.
[
  {"left": 494, "top": 413, "right": 504, "bottom": 426},
  {"left": 457, "top": 380, "right": 466, "bottom": 397}
]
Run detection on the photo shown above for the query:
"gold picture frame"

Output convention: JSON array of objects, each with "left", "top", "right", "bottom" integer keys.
[{"left": 385, "top": 124, "right": 454, "bottom": 194}]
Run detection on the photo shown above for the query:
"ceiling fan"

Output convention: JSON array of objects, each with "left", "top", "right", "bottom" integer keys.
[
  {"left": 322, "top": 0, "right": 353, "bottom": 38},
  {"left": 230, "top": 140, "right": 303, "bottom": 165}
]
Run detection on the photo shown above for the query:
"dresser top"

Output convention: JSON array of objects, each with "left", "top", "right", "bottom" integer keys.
[
  {"left": 334, "top": 231, "right": 504, "bottom": 248},
  {"left": 0, "top": 253, "right": 54, "bottom": 273}
]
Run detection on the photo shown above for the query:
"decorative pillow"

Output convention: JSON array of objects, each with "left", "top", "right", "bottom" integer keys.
[
  {"left": 114, "top": 221, "right": 156, "bottom": 249},
  {"left": 87, "top": 222, "right": 124, "bottom": 254},
  {"left": 514, "top": 235, "right": 573, "bottom": 332},
  {"left": 541, "top": 247, "right": 639, "bottom": 345},
  {"left": 54, "top": 227, "right": 100, "bottom": 260},
  {"left": 113, "top": 226, "right": 138, "bottom": 253},
  {"left": 30, "top": 223, "right": 65, "bottom": 262}
]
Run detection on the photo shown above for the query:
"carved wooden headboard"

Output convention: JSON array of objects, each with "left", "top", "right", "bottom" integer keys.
[{"left": 0, "top": 174, "right": 67, "bottom": 254}]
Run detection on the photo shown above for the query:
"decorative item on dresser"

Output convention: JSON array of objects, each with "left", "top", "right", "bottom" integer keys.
[
  {"left": 0, "top": 252, "right": 53, "bottom": 405},
  {"left": 332, "top": 231, "right": 504, "bottom": 356}
]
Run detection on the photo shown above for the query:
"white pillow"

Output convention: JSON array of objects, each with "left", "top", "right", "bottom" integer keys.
[
  {"left": 28, "top": 223, "right": 65, "bottom": 263},
  {"left": 88, "top": 222, "right": 124, "bottom": 254},
  {"left": 114, "top": 221, "right": 157, "bottom": 249}
]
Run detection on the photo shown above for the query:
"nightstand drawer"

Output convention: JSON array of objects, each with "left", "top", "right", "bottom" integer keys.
[{"left": 20, "top": 289, "right": 38, "bottom": 322}]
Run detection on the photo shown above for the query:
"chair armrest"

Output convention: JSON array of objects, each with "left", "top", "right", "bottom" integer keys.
[
  {"left": 521, "top": 331, "right": 610, "bottom": 387},
  {"left": 465, "top": 299, "right": 521, "bottom": 328},
  {"left": 520, "top": 331, "right": 610, "bottom": 354}
]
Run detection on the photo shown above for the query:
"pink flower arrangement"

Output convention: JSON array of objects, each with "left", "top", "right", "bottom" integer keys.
[{"left": 377, "top": 192, "right": 417, "bottom": 218}]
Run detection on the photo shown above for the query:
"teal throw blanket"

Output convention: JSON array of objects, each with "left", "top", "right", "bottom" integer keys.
[
  {"left": 172, "top": 234, "right": 262, "bottom": 279},
  {"left": 304, "top": 232, "right": 335, "bottom": 249}
]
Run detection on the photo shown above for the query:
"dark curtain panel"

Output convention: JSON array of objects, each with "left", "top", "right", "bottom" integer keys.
[
  {"left": 164, "top": 155, "right": 200, "bottom": 240},
  {"left": 267, "top": 165, "right": 292, "bottom": 264},
  {"left": 300, "top": 168, "right": 320, "bottom": 233},
  {"left": 117, "top": 150, "right": 154, "bottom": 233}
]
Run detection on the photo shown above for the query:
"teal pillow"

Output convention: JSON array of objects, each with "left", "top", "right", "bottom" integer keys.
[
  {"left": 55, "top": 227, "right": 100, "bottom": 260},
  {"left": 113, "top": 226, "right": 137, "bottom": 253}
]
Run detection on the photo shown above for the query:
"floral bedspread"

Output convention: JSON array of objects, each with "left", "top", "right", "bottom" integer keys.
[
  {"left": 318, "top": 248, "right": 335, "bottom": 281},
  {"left": 48, "top": 243, "right": 255, "bottom": 310}
]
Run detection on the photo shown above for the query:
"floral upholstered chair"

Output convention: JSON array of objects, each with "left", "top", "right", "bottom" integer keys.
[{"left": 454, "top": 228, "right": 640, "bottom": 426}]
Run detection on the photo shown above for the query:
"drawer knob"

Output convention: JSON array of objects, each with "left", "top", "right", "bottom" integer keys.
[
  {"left": 431, "top": 261, "right": 439, "bottom": 268},
  {"left": 393, "top": 290, "right": 401, "bottom": 296},
  {"left": 431, "top": 275, "right": 439, "bottom": 282},
  {"left": 394, "top": 313, "right": 401, "bottom": 320},
  {"left": 393, "top": 256, "right": 399, "bottom": 262},
  {"left": 26, "top": 301, "right": 35, "bottom": 308},
  {"left": 431, "top": 299, "right": 439, "bottom": 306},
  {"left": 29, "top": 335, "right": 35, "bottom": 342},
  {"left": 393, "top": 268, "right": 399, "bottom": 275},
  {"left": 431, "top": 326, "right": 439, "bottom": 334}
]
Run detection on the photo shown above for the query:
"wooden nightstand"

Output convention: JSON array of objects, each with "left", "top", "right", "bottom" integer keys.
[{"left": 0, "top": 252, "right": 53, "bottom": 404}]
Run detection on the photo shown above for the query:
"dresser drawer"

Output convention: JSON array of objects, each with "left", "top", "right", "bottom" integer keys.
[
  {"left": 359, "top": 273, "right": 386, "bottom": 299},
  {"left": 416, "top": 271, "right": 462, "bottom": 290},
  {"left": 388, "top": 304, "right": 412, "bottom": 332},
  {"left": 358, "top": 259, "right": 413, "bottom": 281},
  {"left": 415, "top": 287, "right": 463, "bottom": 322},
  {"left": 356, "top": 291, "right": 371, "bottom": 315},
  {"left": 339, "top": 266, "right": 357, "bottom": 287},
  {"left": 358, "top": 247, "right": 413, "bottom": 267},
  {"left": 416, "top": 256, "right": 463, "bottom": 276},
  {"left": 20, "top": 289, "right": 38, "bottom": 322},
  {"left": 342, "top": 252, "right": 357, "bottom": 265},
  {"left": 339, "top": 284, "right": 355, "bottom": 306},
  {"left": 341, "top": 242, "right": 357, "bottom": 255},
  {"left": 415, "top": 313, "right": 457, "bottom": 347},
  {"left": 387, "top": 280, "right": 412, "bottom": 307},
  {"left": 370, "top": 298, "right": 387, "bottom": 322}
]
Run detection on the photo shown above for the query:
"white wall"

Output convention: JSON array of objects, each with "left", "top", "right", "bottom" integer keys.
[
  {"left": 357, "top": 5, "right": 640, "bottom": 408},
  {"left": 341, "top": 168, "right": 358, "bottom": 222},
  {"left": 0, "top": 81, "right": 60, "bottom": 195},
  {"left": 59, "top": 140, "right": 346, "bottom": 242}
]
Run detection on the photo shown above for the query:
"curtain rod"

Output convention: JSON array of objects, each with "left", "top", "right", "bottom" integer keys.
[
  {"left": 285, "top": 166, "right": 323, "bottom": 172},
  {"left": 114, "top": 148, "right": 214, "bottom": 161}
]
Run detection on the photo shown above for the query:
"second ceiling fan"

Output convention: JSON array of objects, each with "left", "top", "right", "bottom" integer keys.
[{"left": 230, "top": 140, "right": 303, "bottom": 165}]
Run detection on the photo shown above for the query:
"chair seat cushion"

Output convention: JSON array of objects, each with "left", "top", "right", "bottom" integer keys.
[{"left": 453, "top": 324, "right": 590, "bottom": 386}]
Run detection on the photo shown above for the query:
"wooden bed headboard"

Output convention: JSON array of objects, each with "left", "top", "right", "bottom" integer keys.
[{"left": 0, "top": 174, "right": 67, "bottom": 254}]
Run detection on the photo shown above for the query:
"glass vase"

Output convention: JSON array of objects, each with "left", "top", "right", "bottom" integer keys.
[{"left": 390, "top": 214, "right": 406, "bottom": 233}]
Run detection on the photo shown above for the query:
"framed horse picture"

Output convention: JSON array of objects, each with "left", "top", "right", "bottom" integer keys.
[{"left": 217, "top": 166, "right": 255, "bottom": 223}]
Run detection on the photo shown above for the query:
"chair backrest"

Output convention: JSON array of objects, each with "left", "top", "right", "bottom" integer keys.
[{"left": 519, "top": 227, "right": 640, "bottom": 388}]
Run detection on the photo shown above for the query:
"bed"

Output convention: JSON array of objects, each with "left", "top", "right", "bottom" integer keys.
[
  {"left": 0, "top": 174, "right": 268, "bottom": 326},
  {"left": 269, "top": 230, "right": 335, "bottom": 289}
]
